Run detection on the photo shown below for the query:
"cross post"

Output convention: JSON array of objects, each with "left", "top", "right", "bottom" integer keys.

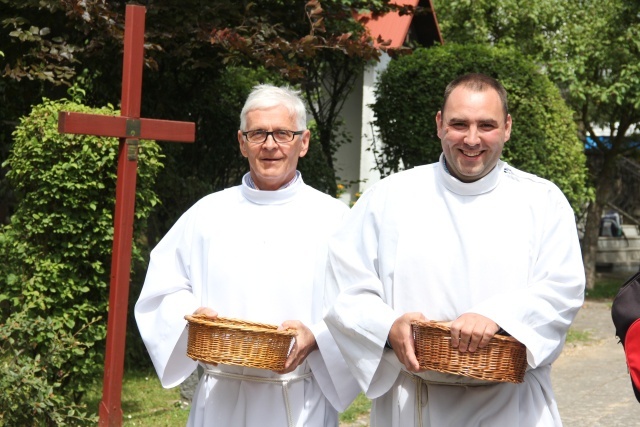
[{"left": 57, "top": 5, "right": 195, "bottom": 426}]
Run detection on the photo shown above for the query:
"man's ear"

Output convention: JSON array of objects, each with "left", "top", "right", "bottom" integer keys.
[
  {"left": 298, "top": 129, "right": 310, "bottom": 158},
  {"left": 504, "top": 114, "right": 512, "bottom": 142},
  {"left": 238, "top": 130, "right": 249, "bottom": 158},
  {"left": 435, "top": 111, "right": 444, "bottom": 138}
]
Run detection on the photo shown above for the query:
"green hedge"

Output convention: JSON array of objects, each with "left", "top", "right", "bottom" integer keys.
[
  {"left": 372, "top": 43, "right": 590, "bottom": 211},
  {"left": 0, "top": 96, "right": 162, "bottom": 425}
]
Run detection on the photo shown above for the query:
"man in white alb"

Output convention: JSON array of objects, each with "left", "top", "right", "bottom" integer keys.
[
  {"left": 135, "top": 84, "right": 359, "bottom": 427},
  {"left": 324, "top": 73, "right": 585, "bottom": 426}
]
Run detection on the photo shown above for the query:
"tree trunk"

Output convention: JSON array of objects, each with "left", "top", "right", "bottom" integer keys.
[
  {"left": 583, "top": 155, "right": 617, "bottom": 289},
  {"left": 582, "top": 199, "right": 602, "bottom": 289}
]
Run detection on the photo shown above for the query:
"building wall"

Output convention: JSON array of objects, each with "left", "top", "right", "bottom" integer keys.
[
  {"left": 334, "top": 52, "right": 391, "bottom": 205},
  {"left": 333, "top": 72, "right": 363, "bottom": 205},
  {"left": 597, "top": 224, "right": 640, "bottom": 273}
]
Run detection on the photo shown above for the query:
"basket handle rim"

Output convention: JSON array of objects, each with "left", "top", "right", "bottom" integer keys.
[
  {"left": 185, "top": 314, "right": 298, "bottom": 336},
  {"left": 411, "top": 320, "right": 521, "bottom": 344}
]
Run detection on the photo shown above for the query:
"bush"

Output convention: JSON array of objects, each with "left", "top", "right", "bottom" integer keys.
[
  {"left": 298, "top": 120, "right": 339, "bottom": 193},
  {"left": 0, "top": 95, "right": 162, "bottom": 425},
  {"left": 372, "top": 43, "right": 590, "bottom": 211},
  {"left": 0, "top": 311, "right": 99, "bottom": 426}
]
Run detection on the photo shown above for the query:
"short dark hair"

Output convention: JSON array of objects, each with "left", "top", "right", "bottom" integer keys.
[{"left": 441, "top": 73, "right": 508, "bottom": 120}]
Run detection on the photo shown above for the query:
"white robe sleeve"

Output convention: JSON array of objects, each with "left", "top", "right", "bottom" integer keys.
[
  {"left": 469, "top": 186, "right": 585, "bottom": 368},
  {"left": 307, "top": 320, "right": 361, "bottom": 411},
  {"left": 306, "top": 208, "right": 361, "bottom": 412},
  {"left": 324, "top": 185, "right": 400, "bottom": 398},
  {"left": 134, "top": 208, "right": 201, "bottom": 388}
]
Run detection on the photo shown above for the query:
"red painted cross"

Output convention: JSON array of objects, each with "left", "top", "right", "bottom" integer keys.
[{"left": 57, "top": 5, "right": 195, "bottom": 426}]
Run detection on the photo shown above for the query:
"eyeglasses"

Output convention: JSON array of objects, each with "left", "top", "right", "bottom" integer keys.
[{"left": 242, "top": 129, "right": 304, "bottom": 145}]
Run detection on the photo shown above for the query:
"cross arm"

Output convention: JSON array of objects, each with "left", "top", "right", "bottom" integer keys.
[{"left": 58, "top": 112, "right": 196, "bottom": 143}]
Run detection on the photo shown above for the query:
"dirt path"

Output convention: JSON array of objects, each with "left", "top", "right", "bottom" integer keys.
[{"left": 552, "top": 300, "right": 640, "bottom": 426}]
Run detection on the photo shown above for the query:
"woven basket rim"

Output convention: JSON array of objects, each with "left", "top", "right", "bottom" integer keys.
[
  {"left": 410, "top": 319, "right": 527, "bottom": 383},
  {"left": 411, "top": 320, "right": 519, "bottom": 344},
  {"left": 185, "top": 314, "right": 297, "bottom": 337}
]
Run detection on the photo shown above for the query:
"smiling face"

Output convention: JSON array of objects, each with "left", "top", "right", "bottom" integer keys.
[
  {"left": 436, "top": 86, "right": 512, "bottom": 183},
  {"left": 238, "top": 105, "right": 310, "bottom": 190}
]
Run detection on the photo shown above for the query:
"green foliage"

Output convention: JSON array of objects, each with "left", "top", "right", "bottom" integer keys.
[
  {"left": 298, "top": 121, "right": 339, "bottom": 194},
  {"left": 0, "top": 96, "right": 162, "bottom": 423},
  {"left": 432, "top": 0, "right": 564, "bottom": 59},
  {"left": 543, "top": 0, "right": 640, "bottom": 151},
  {"left": 372, "top": 43, "right": 591, "bottom": 211},
  {"left": 0, "top": 311, "right": 99, "bottom": 426},
  {"left": 1, "top": 1, "right": 394, "bottom": 227}
]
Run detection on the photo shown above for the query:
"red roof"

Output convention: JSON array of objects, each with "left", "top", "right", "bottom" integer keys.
[{"left": 360, "top": 0, "right": 443, "bottom": 48}]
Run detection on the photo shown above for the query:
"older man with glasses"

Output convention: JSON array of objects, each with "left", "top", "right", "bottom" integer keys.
[{"left": 135, "top": 84, "right": 358, "bottom": 427}]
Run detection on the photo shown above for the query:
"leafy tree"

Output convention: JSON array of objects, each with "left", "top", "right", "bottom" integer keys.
[
  {"left": 372, "top": 43, "right": 590, "bottom": 211},
  {"left": 432, "top": 0, "right": 563, "bottom": 59},
  {"left": 202, "top": 0, "right": 401, "bottom": 196},
  {"left": 544, "top": 0, "right": 640, "bottom": 289},
  {"left": 0, "top": 0, "right": 116, "bottom": 224},
  {"left": 0, "top": 95, "right": 162, "bottom": 422},
  {"left": 1, "top": 0, "right": 402, "bottom": 227},
  {"left": 433, "top": 0, "right": 640, "bottom": 288}
]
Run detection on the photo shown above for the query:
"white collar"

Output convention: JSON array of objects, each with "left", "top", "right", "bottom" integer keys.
[
  {"left": 240, "top": 171, "right": 304, "bottom": 205},
  {"left": 437, "top": 153, "right": 503, "bottom": 196}
]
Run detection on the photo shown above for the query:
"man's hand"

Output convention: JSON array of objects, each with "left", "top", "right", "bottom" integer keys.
[
  {"left": 193, "top": 307, "right": 218, "bottom": 319},
  {"left": 449, "top": 313, "right": 499, "bottom": 353},
  {"left": 388, "top": 312, "right": 427, "bottom": 372},
  {"left": 276, "top": 320, "right": 318, "bottom": 374},
  {"left": 192, "top": 307, "right": 219, "bottom": 366}
]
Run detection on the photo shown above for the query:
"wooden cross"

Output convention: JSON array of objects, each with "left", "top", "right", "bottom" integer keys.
[{"left": 57, "top": 5, "right": 195, "bottom": 426}]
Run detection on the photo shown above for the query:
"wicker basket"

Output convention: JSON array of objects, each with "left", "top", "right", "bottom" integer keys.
[
  {"left": 411, "top": 321, "right": 527, "bottom": 383},
  {"left": 185, "top": 314, "right": 297, "bottom": 371}
]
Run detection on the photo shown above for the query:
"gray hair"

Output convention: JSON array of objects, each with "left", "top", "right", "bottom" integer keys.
[{"left": 239, "top": 84, "right": 307, "bottom": 130}]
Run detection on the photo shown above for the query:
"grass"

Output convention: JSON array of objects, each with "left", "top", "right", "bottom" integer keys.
[
  {"left": 339, "top": 392, "right": 372, "bottom": 423},
  {"left": 565, "top": 328, "right": 592, "bottom": 344},
  {"left": 83, "top": 274, "right": 628, "bottom": 425},
  {"left": 85, "top": 369, "right": 367, "bottom": 426},
  {"left": 585, "top": 272, "right": 630, "bottom": 300},
  {"left": 84, "top": 370, "right": 190, "bottom": 426}
]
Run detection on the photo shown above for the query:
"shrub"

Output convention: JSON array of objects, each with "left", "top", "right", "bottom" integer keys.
[
  {"left": 0, "top": 95, "right": 162, "bottom": 425},
  {"left": 0, "top": 311, "right": 99, "bottom": 426}
]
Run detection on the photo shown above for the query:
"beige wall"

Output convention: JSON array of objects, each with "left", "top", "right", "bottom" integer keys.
[{"left": 334, "top": 53, "right": 391, "bottom": 205}]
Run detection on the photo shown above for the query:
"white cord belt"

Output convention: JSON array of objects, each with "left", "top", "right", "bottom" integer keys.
[
  {"left": 203, "top": 365, "right": 313, "bottom": 427},
  {"left": 401, "top": 370, "right": 427, "bottom": 427},
  {"left": 401, "top": 370, "right": 493, "bottom": 427}
]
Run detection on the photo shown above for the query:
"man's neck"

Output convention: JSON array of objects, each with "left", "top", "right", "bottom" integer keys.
[{"left": 245, "top": 171, "right": 300, "bottom": 190}]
